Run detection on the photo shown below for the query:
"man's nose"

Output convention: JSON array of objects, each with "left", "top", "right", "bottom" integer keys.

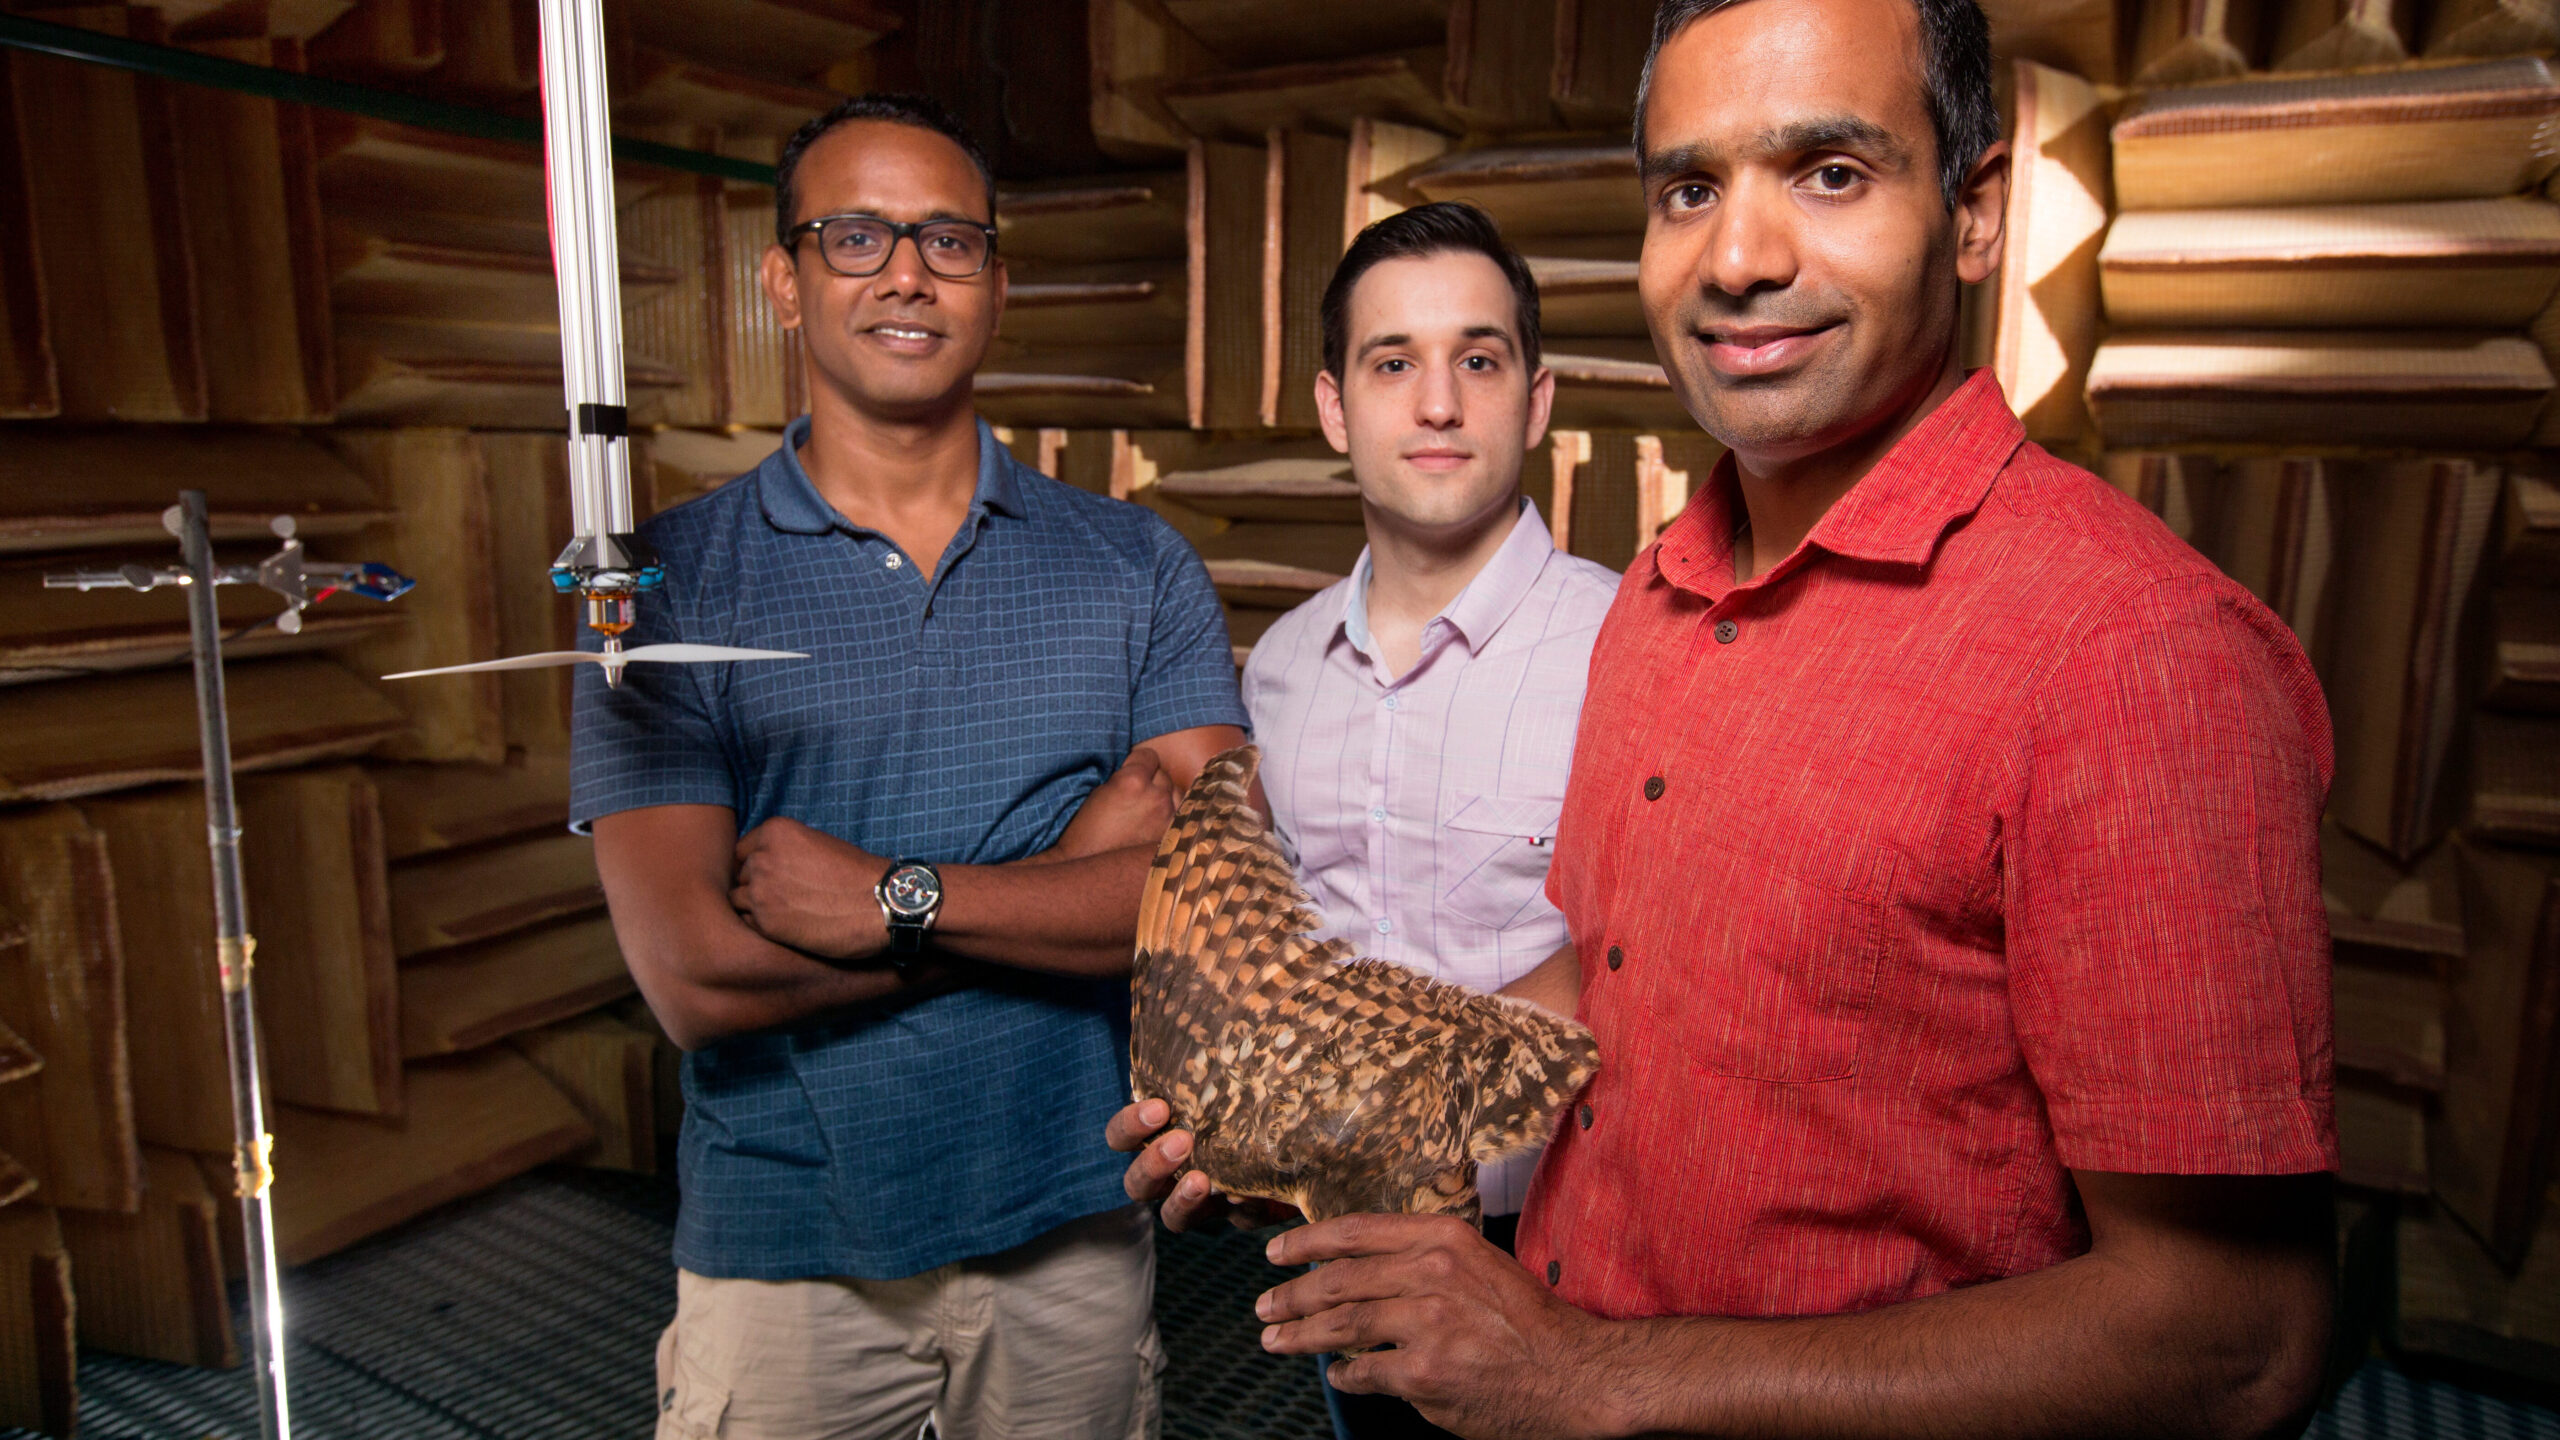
[
  {"left": 1698, "top": 173, "right": 1800, "bottom": 297},
  {"left": 1416, "top": 363, "right": 1464, "bottom": 428},
  {"left": 870, "top": 234, "right": 936, "bottom": 299}
]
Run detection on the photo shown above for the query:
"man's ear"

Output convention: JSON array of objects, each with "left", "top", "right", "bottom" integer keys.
[
  {"left": 1314, "top": 368, "right": 1350, "bottom": 454},
  {"left": 1523, "top": 364, "right": 1556, "bottom": 454},
  {"left": 761, "top": 243, "right": 802, "bottom": 331},
  {"left": 1953, "top": 141, "right": 2011, "bottom": 286}
]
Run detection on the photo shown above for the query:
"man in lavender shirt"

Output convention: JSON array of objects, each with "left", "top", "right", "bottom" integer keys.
[{"left": 1199, "top": 201, "right": 1621, "bottom": 1439}]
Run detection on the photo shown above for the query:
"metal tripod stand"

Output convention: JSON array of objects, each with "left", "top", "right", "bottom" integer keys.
[{"left": 43, "top": 491, "right": 414, "bottom": 1440}]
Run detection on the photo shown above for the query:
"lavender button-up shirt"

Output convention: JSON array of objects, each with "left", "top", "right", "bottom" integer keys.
[{"left": 1241, "top": 500, "right": 1619, "bottom": 1215}]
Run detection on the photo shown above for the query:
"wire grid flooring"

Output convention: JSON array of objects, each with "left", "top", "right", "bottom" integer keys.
[{"left": 9, "top": 1168, "right": 2550, "bottom": 1440}]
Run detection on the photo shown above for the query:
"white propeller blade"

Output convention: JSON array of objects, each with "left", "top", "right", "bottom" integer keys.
[{"left": 383, "top": 644, "right": 808, "bottom": 680}]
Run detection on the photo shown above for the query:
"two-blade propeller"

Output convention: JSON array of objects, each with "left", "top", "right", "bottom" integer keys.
[{"left": 384, "top": 643, "right": 807, "bottom": 683}]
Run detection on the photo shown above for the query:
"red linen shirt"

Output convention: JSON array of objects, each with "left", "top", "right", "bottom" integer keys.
[{"left": 1517, "top": 371, "right": 2337, "bottom": 1323}]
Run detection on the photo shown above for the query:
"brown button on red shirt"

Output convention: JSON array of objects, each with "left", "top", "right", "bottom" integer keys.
[{"left": 1518, "top": 372, "right": 2338, "bottom": 1322}]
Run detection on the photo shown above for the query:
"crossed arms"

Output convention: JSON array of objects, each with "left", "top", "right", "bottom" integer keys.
[{"left": 593, "top": 723, "right": 1248, "bottom": 1050}]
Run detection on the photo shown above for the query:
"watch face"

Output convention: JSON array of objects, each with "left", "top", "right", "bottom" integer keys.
[{"left": 884, "top": 865, "right": 940, "bottom": 916}]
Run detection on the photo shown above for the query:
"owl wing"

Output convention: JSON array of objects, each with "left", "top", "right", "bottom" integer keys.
[
  {"left": 1131, "top": 745, "right": 1340, "bottom": 1124},
  {"left": 1131, "top": 744, "right": 1601, "bottom": 1220}
]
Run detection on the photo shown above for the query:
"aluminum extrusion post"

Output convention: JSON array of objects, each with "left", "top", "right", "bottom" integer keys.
[
  {"left": 535, "top": 0, "right": 656, "bottom": 681},
  {"left": 175, "top": 489, "right": 294, "bottom": 1440}
]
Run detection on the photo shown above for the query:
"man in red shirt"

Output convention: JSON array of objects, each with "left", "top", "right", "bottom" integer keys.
[{"left": 1117, "top": 0, "right": 2340, "bottom": 1432}]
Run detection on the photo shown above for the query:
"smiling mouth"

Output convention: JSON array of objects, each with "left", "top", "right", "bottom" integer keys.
[
  {"left": 1696, "top": 324, "right": 1835, "bottom": 377},
  {"left": 866, "top": 321, "right": 942, "bottom": 343}
]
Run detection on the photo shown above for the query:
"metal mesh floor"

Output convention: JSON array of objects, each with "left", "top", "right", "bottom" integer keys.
[
  {"left": 10, "top": 1169, "right": 2551, "bottom": 1440},
  {"left": 17, "top": 1170, "right": 1331, "bottom": 1440}
]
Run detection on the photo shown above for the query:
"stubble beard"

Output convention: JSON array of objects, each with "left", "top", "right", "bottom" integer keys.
[{"left": 1671, "top": 344, "right": 1862, "bottom": 458}]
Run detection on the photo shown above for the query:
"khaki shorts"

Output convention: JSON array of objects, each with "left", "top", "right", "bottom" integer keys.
[{"left": 655, "top": 1205, "right": 1164, "bottom": 1440}]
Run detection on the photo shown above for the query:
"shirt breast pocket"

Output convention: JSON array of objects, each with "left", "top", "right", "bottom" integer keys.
[
  {"left": 1440, "top": 793, "right": 1563, "bottom": 930},
  {"left": 1657, "top": 836, "right": 1897, "bottom": 1084}
]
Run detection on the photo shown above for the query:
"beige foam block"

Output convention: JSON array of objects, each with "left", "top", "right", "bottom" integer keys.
[
  {"left": 2112, "top": 56, "right": 2560, "bottom": 209},
  {"left": 0, "top": 1204, "right": 74, "bottom": 1436},
  {"left": 2084, "top": 333, "right": 2551, "bottom": 449},
  {"left": 2498, "top": 465, "right": 2560, "bottom": 583},
  {"left": 509, "top": 1010, "right": 669, "bottom": 1174},
  {"left": 0, "top": 805, "right": 138, "bottom": 1212},
  {"left": 400, "top": 913, "right": 634, "bottom": 1059},
  {"left": 1405, "top": 144, "right": 1642, "bottom": 238},
  {"left": 2101, "top": 198, "right": 2560, "bottom": 329},
  {"left": 2335, "top": 1074, "right": 2430, "bottom": 1193},
  {"left": 1981, "top": 0, "right": 2120, "bottom": 83},
  {"left": 0, "top": 659, "right": 400, "bottom": 804},
  {"left": 390, "top": 828, "right": 601, "bottom": 958},
  {"left": 1995, "top": 60, "right": 2110, "bottom": 445},
  {"left": 2398, "top": 1198, "right": 2560, "bottom": 1381},
  {"left": 2426, "top": 0, "right": 2560, "bottom": 57},
  {"left": 0, "top": 426, "right": 386, "bottom": 555},
  {"left": 2484, "top": 589, "right": 2560, "bottom": 712},
  {"left": 237, "top": 765, "right": 405, "bottom": 1118},
  {"left": 59, "top": 1146, "right": 236, "bottom": 1367},
  {"left": 1160, "top": 51, "right": 1460, "bottom": 142},
  {"left": 2323, "top": 821, "right": 2465, "bottom": 963},
  {"left": 329, "top": 428, "right": 504, "bottom": 764},
  {"left": 2435, "top": 839, "right": 2560, "bottom": 1264},
  {"left": 2271, "top": 0, "right": 2410, "bottom": 68},
  {"left": 2471, "top": 713, "right": 2560, "bottom": 848},
  {"left": 270, "top": 1047, "right": 593, "bottom": 1266},
  {"left": 2317, "top": 459, "right": 2502, "bottom": 861},
  {"left": 2131, "top": 0, "right": 2261, "bottom": 85}
]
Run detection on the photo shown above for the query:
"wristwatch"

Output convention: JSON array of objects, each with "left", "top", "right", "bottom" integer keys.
[{"left": 875, "top": 858, "right": 944, "bottom": 963}]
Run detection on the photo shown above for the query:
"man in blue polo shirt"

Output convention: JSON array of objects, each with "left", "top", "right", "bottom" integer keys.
[{"left": 575, "top": 94, "right": 1248, "bottom": 1440}]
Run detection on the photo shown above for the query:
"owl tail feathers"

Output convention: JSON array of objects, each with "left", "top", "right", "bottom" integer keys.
[{"left": 1464, "top": 994, "right": 1602, "bottom": 1165}]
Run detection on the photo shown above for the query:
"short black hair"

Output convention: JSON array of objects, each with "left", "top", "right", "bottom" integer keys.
[
  {"left": 774, "top": 93, "right": 997, "bottom": 248},
  {"left": 1634, "top": 0, "right": 1998, "bottom": 209},
  {"left": 1320, "top": 201, "right": 1542, "bottom": 381}
]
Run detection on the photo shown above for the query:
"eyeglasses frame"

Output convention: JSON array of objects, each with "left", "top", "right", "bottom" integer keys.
[{"left": 783, "top": 213, "right": 1001, "bottom": 279}]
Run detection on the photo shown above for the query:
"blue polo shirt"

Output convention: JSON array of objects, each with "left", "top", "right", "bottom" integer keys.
[{"left": 570, "top": 416, "right": 1244, "bottom": 1280}]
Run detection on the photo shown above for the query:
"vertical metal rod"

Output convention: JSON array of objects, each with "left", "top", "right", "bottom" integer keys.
[
  {"left": 536, "top": 0, "right": 632, "bottom": 544},
  {"left": 536, "top": 0, "right": 597, "bottom": 543},
  {"left": 177, "top": 490, "right": 293, "bottom": 1440}
]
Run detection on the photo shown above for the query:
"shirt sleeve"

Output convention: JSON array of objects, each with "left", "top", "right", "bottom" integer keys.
[
  {"left": 1130, "top": 519, "right": 1250, "bottom": 744},
  {"left": 569, "top": 558, "right": 737, "bottom": 829},
  {"left": 2004, "top": 574, "right": 2337, "bottom": 1176}
]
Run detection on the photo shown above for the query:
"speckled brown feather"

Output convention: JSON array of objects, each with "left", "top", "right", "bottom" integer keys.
[{"left": 1133, "top": 746, "right": 1601, "bottom": 1224}]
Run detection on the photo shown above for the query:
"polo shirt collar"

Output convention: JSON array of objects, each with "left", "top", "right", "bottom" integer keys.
[
  {"left": 1653, "top": 368, "right": 2022, "bottom": 596},
  {"left": 1338, "top": 497, "right": 1555, "bottom": 659},
  {"left": 757, "top": 415, "right": 1027, "bottom": 536}
]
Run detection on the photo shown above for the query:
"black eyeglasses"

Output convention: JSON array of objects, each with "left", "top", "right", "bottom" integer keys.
[{"left": 785, "top": 214, "right": 999, "bottom": 279}]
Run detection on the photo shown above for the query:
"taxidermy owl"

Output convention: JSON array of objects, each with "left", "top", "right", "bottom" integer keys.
[{"left": 1131, "top": 745, "right": 1601, "bottom": 1224}]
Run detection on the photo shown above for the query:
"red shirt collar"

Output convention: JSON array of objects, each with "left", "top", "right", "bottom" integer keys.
[{"left": 1652, "top": 368, "right": 2024, "bottom": 599}]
